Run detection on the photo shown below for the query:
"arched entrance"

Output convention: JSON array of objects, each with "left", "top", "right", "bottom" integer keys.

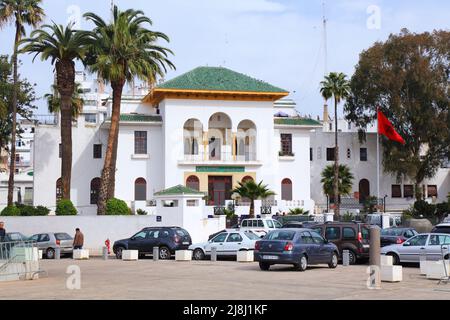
[{"left": 358, "top": 179, "right": 370, "bottom": 203}]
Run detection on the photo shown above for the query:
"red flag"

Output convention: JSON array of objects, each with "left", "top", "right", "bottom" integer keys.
[{"left": 377, "top": 109, "right": 405, "bottom": 145}]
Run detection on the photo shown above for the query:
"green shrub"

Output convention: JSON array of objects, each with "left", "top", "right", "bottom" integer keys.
[
  {"left": 35, "top": 206, "right": 50, "bottom": 216},
  {"left": 288, "top": 208, "right": 310, "bottom": 215},
  {"left": 413, "top": 200, "right": 436, "bottom": 218},
  {"left": 1, "top": 206, "right": 20, "bottom": 216},
  {"left": 136, "top": 208, "right": 148, "bottom": 215},
  {"left": 106, "top": 198, "right": 131, "bottom": 215},
  {"left": 15, "top": 204, "right": 37, "bottom": 216},
  {"left": 55, "top": 199, "right": 77, "bottom": 216},
  {"left": 342, "top": 212, "right": 354, "bottom": 222}
]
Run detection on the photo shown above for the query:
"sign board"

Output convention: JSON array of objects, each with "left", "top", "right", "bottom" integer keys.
[{"left": 196, "top": 166, "right": 245, "bottom": 173}]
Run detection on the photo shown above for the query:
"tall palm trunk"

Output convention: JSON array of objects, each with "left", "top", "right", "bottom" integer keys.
[
  {"left": 249, "top": 199, "right": 255, "bottom": 218},
  {"left": 333, "top": 96, "right": 340, "bottom": 220},
  {"left": 98, "top": 80, "right": 124, "bottom": 215},
  {"left": 55, "top": 60, "right": 75, "bottom": 200},
  {"left": 7, "top": 24, "right": 21, "bottom": 206}
]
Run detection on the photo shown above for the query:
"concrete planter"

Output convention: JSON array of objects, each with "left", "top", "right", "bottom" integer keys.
[
  {"left": 73, "top": 249, "right": 90, "bottom": 260},
  {"left": 381, "top": 265, "right": 402, "bottom": 282},
  {"left": 426, "top": 260, "right": 450, "bottom": 280},
  {"left": 237, "top": 250, "right": 254, "bottom": 262},
  {"left": 122, "top": 250, "right": 138, "bottom": 261},
  {"left": 175, "top": 250, "right": 192, "bottom": 261},
  {"left": 420, "top": 259, "right": 433, "bottom": 275},
  {"left": 380, "top": 255, "right": 393, "bottom": 266},
  {"left": 38, "top": 250, "right": 43, "bottom": 260}
]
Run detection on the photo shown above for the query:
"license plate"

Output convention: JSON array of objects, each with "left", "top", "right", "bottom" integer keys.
[
  {"left": 262, "top": 255, "right": 278, "bottom": 260},
  {"left": 182, "top": 242, "right": 189, "bottom": 245}
]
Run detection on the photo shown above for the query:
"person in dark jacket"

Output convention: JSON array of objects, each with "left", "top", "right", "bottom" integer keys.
[{"left": 0, "top": 221, "right": 5, "bottom": 242}]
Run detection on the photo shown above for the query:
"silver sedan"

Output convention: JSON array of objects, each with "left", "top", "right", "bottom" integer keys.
[{"left": 381, "top": 233, "right": 450, "bottom": 264}]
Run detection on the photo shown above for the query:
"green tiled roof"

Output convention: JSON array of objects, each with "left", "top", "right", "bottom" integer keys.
[
  {"left": 157, "top": 66, "right": 288, "bottom": 93},
  {"left": 274, "top": 118, "right": 322, "bottom": 126},
  {"left": 106, "top": 114, "right": 162, "bottom": 122},
  {"left": 154, "top": 185, "right": 205, "bottom": 196}
]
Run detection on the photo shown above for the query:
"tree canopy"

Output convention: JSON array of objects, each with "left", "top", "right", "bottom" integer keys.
[{"left": 345, "top": 29, "right": 450, "bottom": 199}]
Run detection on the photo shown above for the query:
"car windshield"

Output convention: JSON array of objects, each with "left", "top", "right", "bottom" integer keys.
[
  {"left": 265, "top": 230, "right": 296, "bottom": 241},
  {"left": 381, "top": 229, "right": 405, "bottom": 236},
  {"left": 244, "top": 232, "right": 261, "bottom": 240},
  {"left": 55, "top": 233, "right": 72, "bottom": 240}
]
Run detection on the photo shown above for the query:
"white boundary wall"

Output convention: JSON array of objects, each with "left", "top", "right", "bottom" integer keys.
[{"left": 0, "top": 215, "right": 225, "bottom": 253}]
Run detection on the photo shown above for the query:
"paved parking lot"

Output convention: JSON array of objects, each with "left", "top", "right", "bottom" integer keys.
[{"left": 1, "top": 258, "right": 450, "bottom": 300}]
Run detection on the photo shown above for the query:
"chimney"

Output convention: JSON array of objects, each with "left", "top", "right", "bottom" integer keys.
[{"left": 323, "top": 103, "right": 329, "bottom": 123}]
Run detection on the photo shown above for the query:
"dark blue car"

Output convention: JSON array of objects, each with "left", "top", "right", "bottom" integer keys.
[{"left": 254, "top": 228, "right": 339, "bottom": 271}]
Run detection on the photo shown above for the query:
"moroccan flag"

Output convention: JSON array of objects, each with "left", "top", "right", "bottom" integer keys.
[{"left": 377, "top": 109, "right": 405, "bottom": 145}]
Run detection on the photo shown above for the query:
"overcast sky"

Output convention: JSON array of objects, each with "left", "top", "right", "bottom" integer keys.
[{"left": 0, "top": 0, "right": 448, "bottom": 117}]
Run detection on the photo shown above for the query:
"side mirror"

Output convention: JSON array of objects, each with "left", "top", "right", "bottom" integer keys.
[
  {"left": 403, "top": 242, "right": 410, "bottom": 247},
  {"left": 324, "top": 239, "right": 329, "bottom": 244}
]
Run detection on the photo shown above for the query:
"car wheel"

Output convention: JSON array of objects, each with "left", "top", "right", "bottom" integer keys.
[
  {"left": 295, "top": 254, "right": 308, "bottom": 272},
  {"left": 46, "top": 248, "right": 55, "bottom": 259},
  {"left": 259, "top": 262, "right": 270, "bottom": 271},
  {"left": 387, "top": 252, "right": 400, "bottom": 265},
  {"left": 193, "top": 248, "right": 205, "bottom": 260},
  {"left": 159, "top": 246, "right": 171, "bottom": 260},
  {"left": 115, "top": 247, "right": 124, "bottom": 259},
  {"left": 347, "top": 250, "right": 357, "bottom": 265},
  {"left": 328, "top": 252, "right": 338, "bottom": 269}
]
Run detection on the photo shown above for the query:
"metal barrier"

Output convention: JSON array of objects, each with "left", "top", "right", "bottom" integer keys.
[{"left": 0, "top": 240, "right": 43, "bottom": 281}]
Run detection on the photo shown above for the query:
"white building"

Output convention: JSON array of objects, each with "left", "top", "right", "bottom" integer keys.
[
  {"left": 33, "top": 66, "right": 320, "bottom": 215},
  {"left": 310, "top": 118, "right": 450, "bottom": 212}
]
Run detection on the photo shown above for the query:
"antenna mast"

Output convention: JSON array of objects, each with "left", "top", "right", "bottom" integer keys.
[{"left": 322, "top": 1, "right": 329, "bottom": 123}]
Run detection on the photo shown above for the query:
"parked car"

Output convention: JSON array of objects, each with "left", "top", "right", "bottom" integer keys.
[
  {"left": 5, "top": 232, "right": 29, "bottom": 242},
  {"left": 239, "top": 218, "right": 282, "bottom": 237},
  {"left": 431, "top": 223, "right": 450, "bottom": 234},
  {"left": 380, "top": 228, "right": 418, "bottom": 247},
  {"left": 190, "top": 230, "right": 260, "bottom": 260},
  {"left": 381, "top": 233, "right": 450, "bottom": 264},
  {"left": 443, "top": 215, "right": 450, "bottom": 223},
  {"left": 311, "top": 222, "right": 371, "bottom": 265},
  {"left": 282, "top": 221, "right": 319, "bottom": 229},
  {"left": 29, "top": 232, "right": 73, "bottom": 259},
  {"left": 254, "top": 228, "right": 339, "bottom": 271},
  {"left": 113, "top": 227, "right": 192, "bottom": 260}
]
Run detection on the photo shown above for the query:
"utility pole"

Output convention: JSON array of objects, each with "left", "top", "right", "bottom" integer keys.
[{"left": 322, "top": 1, "right": 329, "bottom": 123}]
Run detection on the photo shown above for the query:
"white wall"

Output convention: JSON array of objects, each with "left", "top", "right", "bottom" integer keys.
[{"left": 0, "top": 215, "right": 225, "bottom": 252}]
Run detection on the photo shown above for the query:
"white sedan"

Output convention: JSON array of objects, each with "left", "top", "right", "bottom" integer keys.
[
  {"left": 189, "top": 230, "right": 261, "bottom": 260},
  {"left": 381, "top": 233, "right": 450, "bottom": 264}
]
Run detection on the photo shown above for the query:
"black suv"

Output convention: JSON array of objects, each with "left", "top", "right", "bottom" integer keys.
[
  {"left": 113, "top": 227, "right": 192, "bottom": 260},
  {"left": 311, "top": 222, "right": 371, "bottom": 265}
]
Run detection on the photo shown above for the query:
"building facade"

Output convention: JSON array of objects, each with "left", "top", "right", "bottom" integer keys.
[{"left": 33, "top": 67, "right": 319, "bottom": 215}]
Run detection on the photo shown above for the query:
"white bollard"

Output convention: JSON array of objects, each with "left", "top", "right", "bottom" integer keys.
[
  {"left": 175, "top": 250, "right": 192, "bottom": 261},
  {"left": 153, "top": 247, "right": 159, "bottom": 261},
  {"left": 122, "top": 250, "right": 138, "bottom": 261},
  {"left": 381, "top": 265, "right": 402, "bottom": 282},
  {"left": 237, "top": 250, "right": 254, "bottom": 262},
  {"left": 426, "top": 260, "right": 450, "bottom": 280},
  {"left": 380, "top": 255, "right": 393, "bottom": 266},
  {"left": 73, "top": 249, "right": 89, "bottom": 260},
  {"left": 342, "top": 250, "right": 350, "bottom": 266},
  {"left": 211, "top": 247, "right": 217, "bottom": 262}
]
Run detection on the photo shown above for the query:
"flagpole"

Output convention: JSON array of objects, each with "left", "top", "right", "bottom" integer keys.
[{"left": 376, "top": 110, "right": 380, "bottom": 211}]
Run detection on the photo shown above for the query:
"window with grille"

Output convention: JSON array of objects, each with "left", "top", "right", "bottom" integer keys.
[
  {"left": 280, "top": 134, "right": 292, "bottom": 156},
  {"left": 281, "top": 178, "right": 293, "bottom": 201},
  {"left": 93, "top": 144, "right": 102, "bottom": 159},
  {"left": 135, "top": 178, "right": 147, "bottom": 201},
  {"left": 391, "top": 185, "right": 402, "bottom": 198},
  {"left": 427, "top": 185, "right": 437, "bottom": 198},
  {"left": 186, "top": 175, "right": 200, "bottom": 191},
  {"left": 134, "top": 131, "right": 147, "bottom": 154},
  {"left": 326, "top": 148, "right": 335, "bottom": 161},
  {"left": 90, "top": 178, "right": 101, "bottom": 204},
  {"left": 360, "top": 148, "right": 368, "bottom": 161},
  {"left": 404, "top": 185, "right": 414, "bottom": 198}
]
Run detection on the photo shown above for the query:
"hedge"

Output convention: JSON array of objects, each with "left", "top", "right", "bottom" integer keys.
[
  {"left": 106, "top": 198, "right": 132, "bottom": 215},
  {"left": 55, "top": 199, "right": 78, "bottom": 216}
]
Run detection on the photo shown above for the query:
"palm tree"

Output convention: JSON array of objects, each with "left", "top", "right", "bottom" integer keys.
[
  {"left": 83, "top": 6, "right": 175, "bottom": 215},
  {"left": 20, "top": 23, "right": 90, "bottom": 200},
  {"left": 44, "top": 83, "right": 84, "bottom": 118},
  {"left": 231, "top": 180, "right": 275, "bottom": 218},
  {"left": 0, "top": 0, "right": 44, "bottom": 206},
  {"left": 320, "top": 72, "right": 351, "bottom": 219},
  {"left": 320, "top": 164, "right": 354, "bottom": 205}
]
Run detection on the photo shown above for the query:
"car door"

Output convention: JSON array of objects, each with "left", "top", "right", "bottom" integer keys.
[
  {"left": 426, "top": 235, "right": 450, "bottom": 261},
  {"left": 127, "top": 230, "right": 149, "bottom": 251},
  {"left": 398, "top": 234, "right": 429, "bottom": 263},
  {"left": 300, "top": 231, "right": 319, "bottom": 263},
  {"left": 38, "top": 234, "right": 51, "bottom": 250},
  {"left": 205, "top": 232, "right": 229, "bottom": 255},
  {"left": 310, "top": 231, "right": 331, "bottom": 263},
  {"left": 324, "top": 226, "right": 341, "bottom": 252},
  {"left": 224, "top": 233, "right": 244, "bottom": 254}
]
